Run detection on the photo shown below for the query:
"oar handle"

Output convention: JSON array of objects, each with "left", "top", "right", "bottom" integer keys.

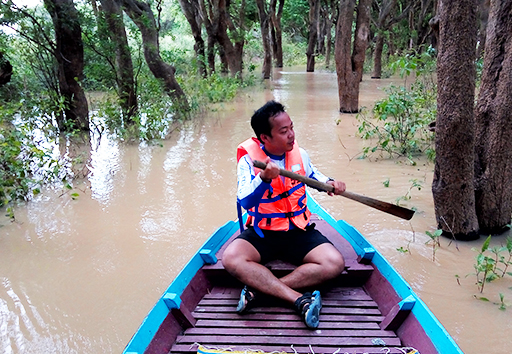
[
  {"left": 254, "top": 160, "right": 334, "bottom": 192},
  {"left": 252, "top": 160, "right": 415, "bottom": 220}
]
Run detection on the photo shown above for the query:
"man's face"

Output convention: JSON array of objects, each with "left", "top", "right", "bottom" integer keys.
[{"left": 261, "top": 112, "right": 295, "bottom": 155}]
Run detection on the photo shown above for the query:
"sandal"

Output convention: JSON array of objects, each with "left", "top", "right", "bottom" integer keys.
[
  {"left": 294, "top": 290, "right": 322, "bottom": 329},
  {"left": 236, "top": 286, "right": 256, "bottom": 314}
]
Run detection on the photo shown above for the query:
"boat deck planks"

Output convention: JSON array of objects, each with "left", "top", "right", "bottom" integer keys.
[{"left": 169, "top": 283, "right": 406, "bottom": 354}]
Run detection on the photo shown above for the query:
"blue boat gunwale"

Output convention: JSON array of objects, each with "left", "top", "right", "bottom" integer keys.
[{"left": 123, "top": 193, "right": 463, "bottom": 354}]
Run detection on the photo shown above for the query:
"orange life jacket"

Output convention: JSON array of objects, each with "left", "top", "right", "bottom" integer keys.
[{"left": 236, "top": 138, "right": 310, "bottom": 235}]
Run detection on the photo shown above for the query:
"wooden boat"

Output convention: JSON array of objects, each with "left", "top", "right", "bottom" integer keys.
[{"left": 123, "top": 193, "right": 463, "bottom": 354}]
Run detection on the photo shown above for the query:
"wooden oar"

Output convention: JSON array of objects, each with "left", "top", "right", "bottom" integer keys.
[{"left": 253, "top": 160, "right": 415, "bottom": 220}]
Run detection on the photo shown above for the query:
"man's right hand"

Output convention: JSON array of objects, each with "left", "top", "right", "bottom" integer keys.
[{"left": 259, "top": 157, "right": 279, "bottom": 183}]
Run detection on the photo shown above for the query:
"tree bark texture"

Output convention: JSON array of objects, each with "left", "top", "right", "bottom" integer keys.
[
  {"left": 43, "top": 0, "right": 89, "bottom": 131},
  {"left": 432, "top": 0, "right": 479, "bottom": 240},
  {"left": 256, "top": 0, "right": 272, "bottom": 79},
  {"left": 269, "top": 0, "right": 284, "bottom": 68},
  {"left": 306, "top": 0, "right": 320, "bottom": 72},
  {"left": 100, "top": 0, "right": 138, "bottom": 122},
  {"left": 177, "top": 0, "right": 207, "bottom": 77},
  {"left": 121, "top": 0, "right": 189, "bottom": 113},
  {"left": 474, "top": 0, "right": 512, "bottom": 233},
  {"left": 334, "top": 0, "right": 370, "bottom": 113}
]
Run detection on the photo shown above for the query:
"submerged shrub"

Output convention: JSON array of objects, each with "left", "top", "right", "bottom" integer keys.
[{"left": 356, "top": 83, "right": 436, "bottom": 163}]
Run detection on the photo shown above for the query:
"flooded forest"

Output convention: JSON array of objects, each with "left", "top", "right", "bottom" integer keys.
[{"left": 1, "top": 0, "right": 512, "bottom": 353}]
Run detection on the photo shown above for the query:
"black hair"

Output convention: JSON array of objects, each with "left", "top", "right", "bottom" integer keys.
[{"left": 250, "top": 100, "right": 286, "bottom": 143}]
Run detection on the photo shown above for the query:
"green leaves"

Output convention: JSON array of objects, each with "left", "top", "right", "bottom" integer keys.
[
  {"left": 356, "top": 83, "right": 436, "bottom": 162},
  {"left": 357, "top": 51, "right": 437, "bottom": 163},
  {"left": 469, "top": 235, "right": 512, "bottom": 304}
]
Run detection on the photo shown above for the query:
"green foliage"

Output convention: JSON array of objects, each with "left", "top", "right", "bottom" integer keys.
[
  {"left": 395, "top": 179, "right": 422, "bottom": 206},
  {"left": 425, "top": 229, "right": 443, "bottom": 262},
  {"left": 356, "top": 80, "right": 436, "bottom": 163},
  {"left": 282, "top": 0, "right": 309, "bottom": 40},
  {"left": 0, "top": 100, "right": 62, "bottom": 208},
  {"left": 468, "top": 236, "right": 512, "bottom": 295}
]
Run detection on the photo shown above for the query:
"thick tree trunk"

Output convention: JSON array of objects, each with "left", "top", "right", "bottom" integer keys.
[
  {"left": 178, "top": 0, "right": 207, "bottom": 77},
  {"left": 121, "top": 0, "right": 189, "bottom": 113},
  {"left": 100, "top": 0, "right": 138, "bottom": 122},
  {"left": 269, "top": 0, "right": 284, "bottom": 68},
  {"left": 43, "top": 0, "right": 89, "bottom": 131},
  {"left": 474, "top": 0, "right": 512, "bottom": 233},
  {"left": 334, "top": 0, "right": 370, "bottom": 113},
  {"left": 432, "top": 0, "right": 479, "bottom": 240},
  {"left": 306, "top": 0, "right": 320, "bottom": 72},
  {"left": 256, "top": 0, "right": 272, "bottom": 79}
]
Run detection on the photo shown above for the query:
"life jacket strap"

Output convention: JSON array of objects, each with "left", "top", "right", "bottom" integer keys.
[
  {"left": 247, "top": 205, "right": 308, "bottom": 220},
  {"left": 260, "top": 183, "right": 304, "bottom": 203}
]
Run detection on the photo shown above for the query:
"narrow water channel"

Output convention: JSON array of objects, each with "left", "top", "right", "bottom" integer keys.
[{"left": 1, "top": 68, "right": 510, "bottom": 353}]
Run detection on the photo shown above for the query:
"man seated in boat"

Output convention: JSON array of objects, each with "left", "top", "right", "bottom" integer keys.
[{"left": 222, "top": 100, "right": 347, "bottom": 329}]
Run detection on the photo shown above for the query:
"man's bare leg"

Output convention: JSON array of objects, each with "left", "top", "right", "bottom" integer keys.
[
  {"left": 222, "top": 238, "right": 302, "bottom": 304},
  {"left": 280, "top": 243, "right": 345, "bottom": 290},
  {"left": 222, "top": 240, "right": 345, "bottom": 304}
]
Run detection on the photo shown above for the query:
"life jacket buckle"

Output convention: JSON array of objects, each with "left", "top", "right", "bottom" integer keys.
[
  {"left": 285, "top": 212, "right": 294, "bottom": 218},
  {"left": 279, "top": 191, "right": 290, "bottom": 198}
]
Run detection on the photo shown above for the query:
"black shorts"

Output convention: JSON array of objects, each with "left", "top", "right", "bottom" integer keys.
[{"left": 236, "top": 224, "right": 332, "bottom": 265}]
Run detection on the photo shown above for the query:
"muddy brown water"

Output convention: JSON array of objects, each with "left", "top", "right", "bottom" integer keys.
[{"left": 1, "top": 68, "right": 511, "bottom": 354}]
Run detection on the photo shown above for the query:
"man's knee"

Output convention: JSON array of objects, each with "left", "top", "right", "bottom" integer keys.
[
  {"left": 305, "top": 243, "right": 345, "bottom": 278},
  {"left": 221, "top": 239, "right": 260, "bottom": 274}
]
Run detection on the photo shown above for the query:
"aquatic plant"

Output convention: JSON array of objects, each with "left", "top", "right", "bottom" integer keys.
[
  {"left": 425, "top": 229, "right": 443, "bottom": 262},
  {"left": 468, "top": 235, "right": 512, "bottom": 294}
]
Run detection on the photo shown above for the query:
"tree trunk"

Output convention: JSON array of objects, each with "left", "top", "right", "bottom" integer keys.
[
  {"left": 372, "top": 34, "right": 384, "bottom": 78},
  {"left": 43, "top": 0, "right": 89, "bottom": 131},
  {"left": 432, "top": 0, "right": 479, "bottom": 240},
  {"left": 178, "top": 0, "right": 207, "bottom": 77},
  {"left": 352, "top": 0, "right": 370, "bottom": 83},
  {"left": 474, "top": 0, "right": 512, "bottom": 234},
  {"left": 371, "top": 0, "right": 397, "bottom": 79},
  {"left": 317, "top": 6, "right": 326, "bottom": 55},
  {"left": 100, "top": 0, "right": 138, "bottom": 122},
  {"left": 256, "top": 0, "right": 272, "bottom": 79},
  {"left": 121, "top": 0, "right": 189, "bottom": 113},
  {"left": 324, "top": 0, "right": 336, "bottom": 69},
  {"left": 215, "top": 0, "right": 244, "bottom": 78},
  {"left": 334, "top": 0, "right": 370, "bottom": 113},
  {"left": 306, "top": 0, "right": 320, "bottom": 72},
  {"left": 198, "top": 0, "right": 216, "bottom": 74},
  {"left": 269, "top": 0, "right": 284, "bottom": 68}
]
